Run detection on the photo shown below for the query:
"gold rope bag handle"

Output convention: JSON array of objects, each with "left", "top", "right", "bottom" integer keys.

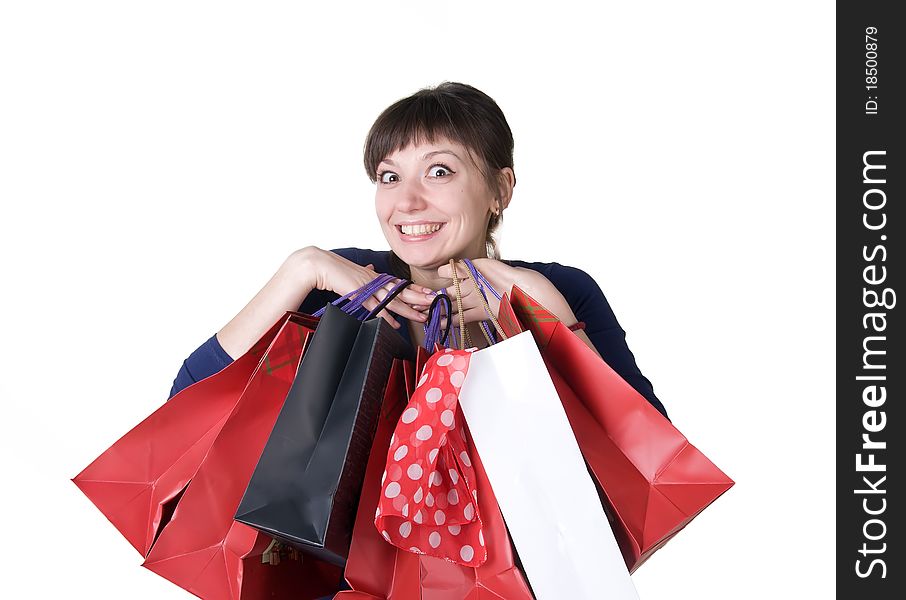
[
  {"left": 449, "top": 259, "right": 509, "bottom": 349},
  {"left": 470, "top": 271, "right": 507, "bottom": 343},
  {"left": 450, "top": 259, "right": 471, "bottom": 349}
]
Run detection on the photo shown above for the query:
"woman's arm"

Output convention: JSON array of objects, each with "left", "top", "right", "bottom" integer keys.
[
  {"left": 215, "top": 247, "right": 319, "bottom": 360},
  {"left": 168, "top": 247, "right": 430, "bottom": 398},
  {"left": 435, "top": 259, "right": 668, "bottom": 419},
  {"left": 167, "top": 247, "right": 321, "bottom": 399}
]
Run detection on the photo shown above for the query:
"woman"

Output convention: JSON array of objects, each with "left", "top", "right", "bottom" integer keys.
[{"left": 169, "top": 81, "right": 667, "bottom": 419}]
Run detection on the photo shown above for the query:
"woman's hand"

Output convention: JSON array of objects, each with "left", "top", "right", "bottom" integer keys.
[
  {"left": 295, "top": 247, "right": 430, "bottom": 328},
  {"left": 434, "top": 258, "right": 579, "bottom": 328}
]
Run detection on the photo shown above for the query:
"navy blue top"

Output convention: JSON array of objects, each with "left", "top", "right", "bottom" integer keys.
[{"left": 169, "top": 248, "right": 667, "bottom": 419}]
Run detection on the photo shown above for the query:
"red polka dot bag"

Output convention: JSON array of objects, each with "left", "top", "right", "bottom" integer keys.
[
  {"left": 375, "top": 348, "right": 487, "bottom": 567},
  {"left": 338, "top": 348, "right": 534, "bottom": 599}
]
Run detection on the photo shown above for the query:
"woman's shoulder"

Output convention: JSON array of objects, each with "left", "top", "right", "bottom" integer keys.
[
  {"left": 503, "top": 257, "right": 612, "bottom": 320},
  {"left": 503, "top": 258, "right": 601, "bottom": 293}
]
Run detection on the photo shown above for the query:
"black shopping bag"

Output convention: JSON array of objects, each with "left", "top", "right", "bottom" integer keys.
[{"left": 235, "top": 302, "right": 412, "bottom": 566}]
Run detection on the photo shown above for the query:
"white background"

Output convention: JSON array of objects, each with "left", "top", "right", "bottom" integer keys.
[{"left": 0, "top": 2, "right": 834, "bottom": 598}]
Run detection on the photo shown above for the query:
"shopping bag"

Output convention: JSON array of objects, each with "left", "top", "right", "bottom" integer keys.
[
  {"left": 375, "top": 349, "right": 486, "bottom": 568},
  {"left": 235, "top": 298, "right": 413, "bottom": 566},
  {"left": 338, "top": 354, "right": 535, "bottom": 600},
  {"left": 73, "top": 311, "right": 317, "bottom": 557},
  {"left": 140, "top": 312, "right": 341, "bottom": 599},
  {"left": 457, "top": 334, "right": 639, "bottom": 600},
  {"left": 503, "top": 285, "right": 735, "bottom": 572},
  {"left": 140, "top": 274, "right": 410, "bottom": 598}
]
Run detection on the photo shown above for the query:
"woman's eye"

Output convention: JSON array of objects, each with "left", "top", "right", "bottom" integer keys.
[
  {"left": 428, "top": 164, "right": 455, "bottom": 178},
  {"left": 379, "top": 171, "right": 399, "bottom": 184}
]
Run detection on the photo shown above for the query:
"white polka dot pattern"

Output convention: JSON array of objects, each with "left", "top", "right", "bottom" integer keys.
[
  {"left": 394, "top": 445, "right": 408, "bottom": 461},
  {"left": 450, "top": 370, "right": 465, "bottom": 387},
  {"left": 429, "top": 531, "right": 442, "bottom": 548},
  {"left": 374, "top": 349, "right": 487, "bottom": 567},
  {"left": 401, "top": 407, "right": 419, "bottom": 424},
  {"left": 384, "top": 482, "right": 400, "bottom": 498},
  {"left": 460, "top": 545, "right": 474, "bottom": 562}
]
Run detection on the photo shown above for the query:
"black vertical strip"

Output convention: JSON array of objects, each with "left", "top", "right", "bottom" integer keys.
[{"left": 838, "top": 3, "right": 903, "bottom": 596}]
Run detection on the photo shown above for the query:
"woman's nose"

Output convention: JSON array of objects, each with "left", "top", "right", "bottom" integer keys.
[{"left": 396, "top": 179, "right": 429, "bottom": 212}]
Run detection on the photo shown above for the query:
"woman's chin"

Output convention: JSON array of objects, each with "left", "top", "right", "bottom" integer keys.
[{"left": 392, "top": 248, "right": 451, "bottom": 271}]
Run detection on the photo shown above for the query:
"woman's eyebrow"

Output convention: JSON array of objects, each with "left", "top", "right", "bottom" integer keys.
[
  {"left": 379, "top": 150, "right": 462, "bottom": 168},
  {"left": 421, "top": 150, "right": 461, "bottom": 161}
]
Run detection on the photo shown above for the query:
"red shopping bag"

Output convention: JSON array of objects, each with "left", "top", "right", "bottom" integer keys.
[
  {"left": 500, "top": 286, "right": 734, "bottom": 572},
  {"left": 339, "top": 353, "right": 534, "bottom": 600},
  {"left": 141, "top": 312, "right": 343, "bottom": 599},
  {"left": 73, "top": 311, "right": 317, "bottom": 557}
]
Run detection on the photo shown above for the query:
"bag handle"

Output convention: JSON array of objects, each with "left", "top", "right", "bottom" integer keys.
[
  {"left": 364, "top": 278, "right": 410, "bottom": 320},
  {"left": 423, "top": 292, "right": 453, "bottom": 350},
  {"left": 312, "top": 273, "right": 411, "bottom": 321},
  {"left": 463, "top": 258, "right": 501, "bottom": 300},
  {"left": 462, "top": 258, "right": 505, "bottom": 344},
  {"left": 449, "top": 259, "right": 507, "bottom": 349},
  {"left": 449, "top": 259, "right": 471, "bottom": 349}
]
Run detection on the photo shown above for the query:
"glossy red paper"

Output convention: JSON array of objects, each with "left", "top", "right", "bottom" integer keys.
[
  {"left": 502, "top": 286, "right": 734, "bottom": 572},
  {"left": 141, "top": 314, "right": 342, "bottom": 599},
  {"left": 73, "top": 312, "right": 317, "bottom": 557}
]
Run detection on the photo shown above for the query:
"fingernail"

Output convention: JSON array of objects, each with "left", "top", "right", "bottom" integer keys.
[
  {"left": 425, "top": 293, "right": 435, "bottom": 301},
  {"left": 419, "top": 314, "right": 428, "bottom": 322}
]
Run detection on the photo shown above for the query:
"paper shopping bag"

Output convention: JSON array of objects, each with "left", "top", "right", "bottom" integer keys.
[
  {"left": 457, "top": 334, "right": 639, "bottom": 600},
  {"left": 339, "top": 353, "right": 535, "bottom": 600},
  {"left": 235, "top": 303, "right": 412, "bottom": 566},
  {"left": 141, "top": 313, "right": 343, "bottom": 599},
  {"left": 73, "top": 311, "right": 317, "bottom": 557},
  {"left": 504, "top": 285, "right": 734, "bottom": 571}
]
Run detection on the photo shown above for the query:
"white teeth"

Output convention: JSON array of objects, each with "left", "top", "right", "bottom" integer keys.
[{"left": 400, "top": 223, "right": 442, "bottom": 236}]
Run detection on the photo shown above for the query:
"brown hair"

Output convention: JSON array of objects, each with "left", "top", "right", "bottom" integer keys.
[{"left": 364, "top": 82, "right": 515, "bottom": 272}]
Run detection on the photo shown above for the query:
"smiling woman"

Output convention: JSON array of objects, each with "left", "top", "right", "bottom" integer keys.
[
  {"left": 374, "top": 140, "right": 510, "bottom": 277},
  {"left": 160, "top": 80, "right": 669, "bottom": 599},
  {"left": 168, "top": 81, "right": 669, "bottom": 420}
]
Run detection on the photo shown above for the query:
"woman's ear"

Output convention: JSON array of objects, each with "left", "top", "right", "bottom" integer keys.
[{"left": 496, "top": 167, "right": 516, "bottom": 211}]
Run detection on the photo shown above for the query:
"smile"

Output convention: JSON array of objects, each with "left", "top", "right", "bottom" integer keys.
[{"left": 396, "top": 222, "right": 445, "bottom": 239}]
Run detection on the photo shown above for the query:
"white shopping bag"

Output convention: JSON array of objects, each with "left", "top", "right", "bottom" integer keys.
[{"left": 458, "top": 331, "right": 639, "bottom": 600}]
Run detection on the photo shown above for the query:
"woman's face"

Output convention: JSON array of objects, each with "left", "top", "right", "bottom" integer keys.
[{"left": 374, "top": 138, "right": 497, "bottom": 270}]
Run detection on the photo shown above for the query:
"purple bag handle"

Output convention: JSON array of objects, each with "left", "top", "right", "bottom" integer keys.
[
  {"left": 423, "top": 259, "right": 501, "bottom": 349},
  {"left": 462, "top": 258, "right": 500, "bottom": 344},
  {"left": 364, "top": 278, "right": 410, "bottom": 320},
  {"left": 422, "top": 293, "right": 453, "bottom": 350},
  {"left": 463, "top": 258, "right": 501, "bottom": 300},
  {"left": 312, "top": 273, "right": 410, "bottom": 321}
]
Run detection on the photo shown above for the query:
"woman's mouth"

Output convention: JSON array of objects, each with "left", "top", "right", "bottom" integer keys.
[{"left": 396, "top": 222, "right": 445, "bottom": 241}]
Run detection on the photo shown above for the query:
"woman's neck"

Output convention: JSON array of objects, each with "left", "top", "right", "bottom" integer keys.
[
  {"left": 406, "top": 245, "right": 489, "bottom": 291},
  {"left": 408, "top": 265, "right": 452, "bottom": 291}
]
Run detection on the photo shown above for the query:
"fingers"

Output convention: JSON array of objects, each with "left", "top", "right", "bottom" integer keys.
[
  {"left": 387, "top": 297, "right": 429, "bottom": 323},
  {"left": 442, "top": 283, "right": 500, "bottom": 326},
  {"left": 436, "top": 261, "right": 474, "bottom": 281},
  {"left": 440, "top": 278, "right": 480, "bottom": 313},
  {"left": 358, "top": 281, "right": 431, "bottom": 326},
  {"left": 437, "top": 306, "right": 489, "bottom": 328},
  {"left": 394, "top": 285, "right": 436, "bottom": 308},
  {"left": 374, "top": 284, "right": 430, "bottom": 322},
  {"left": 360, "top": 296, "right": 402, "bottom": 329}
]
